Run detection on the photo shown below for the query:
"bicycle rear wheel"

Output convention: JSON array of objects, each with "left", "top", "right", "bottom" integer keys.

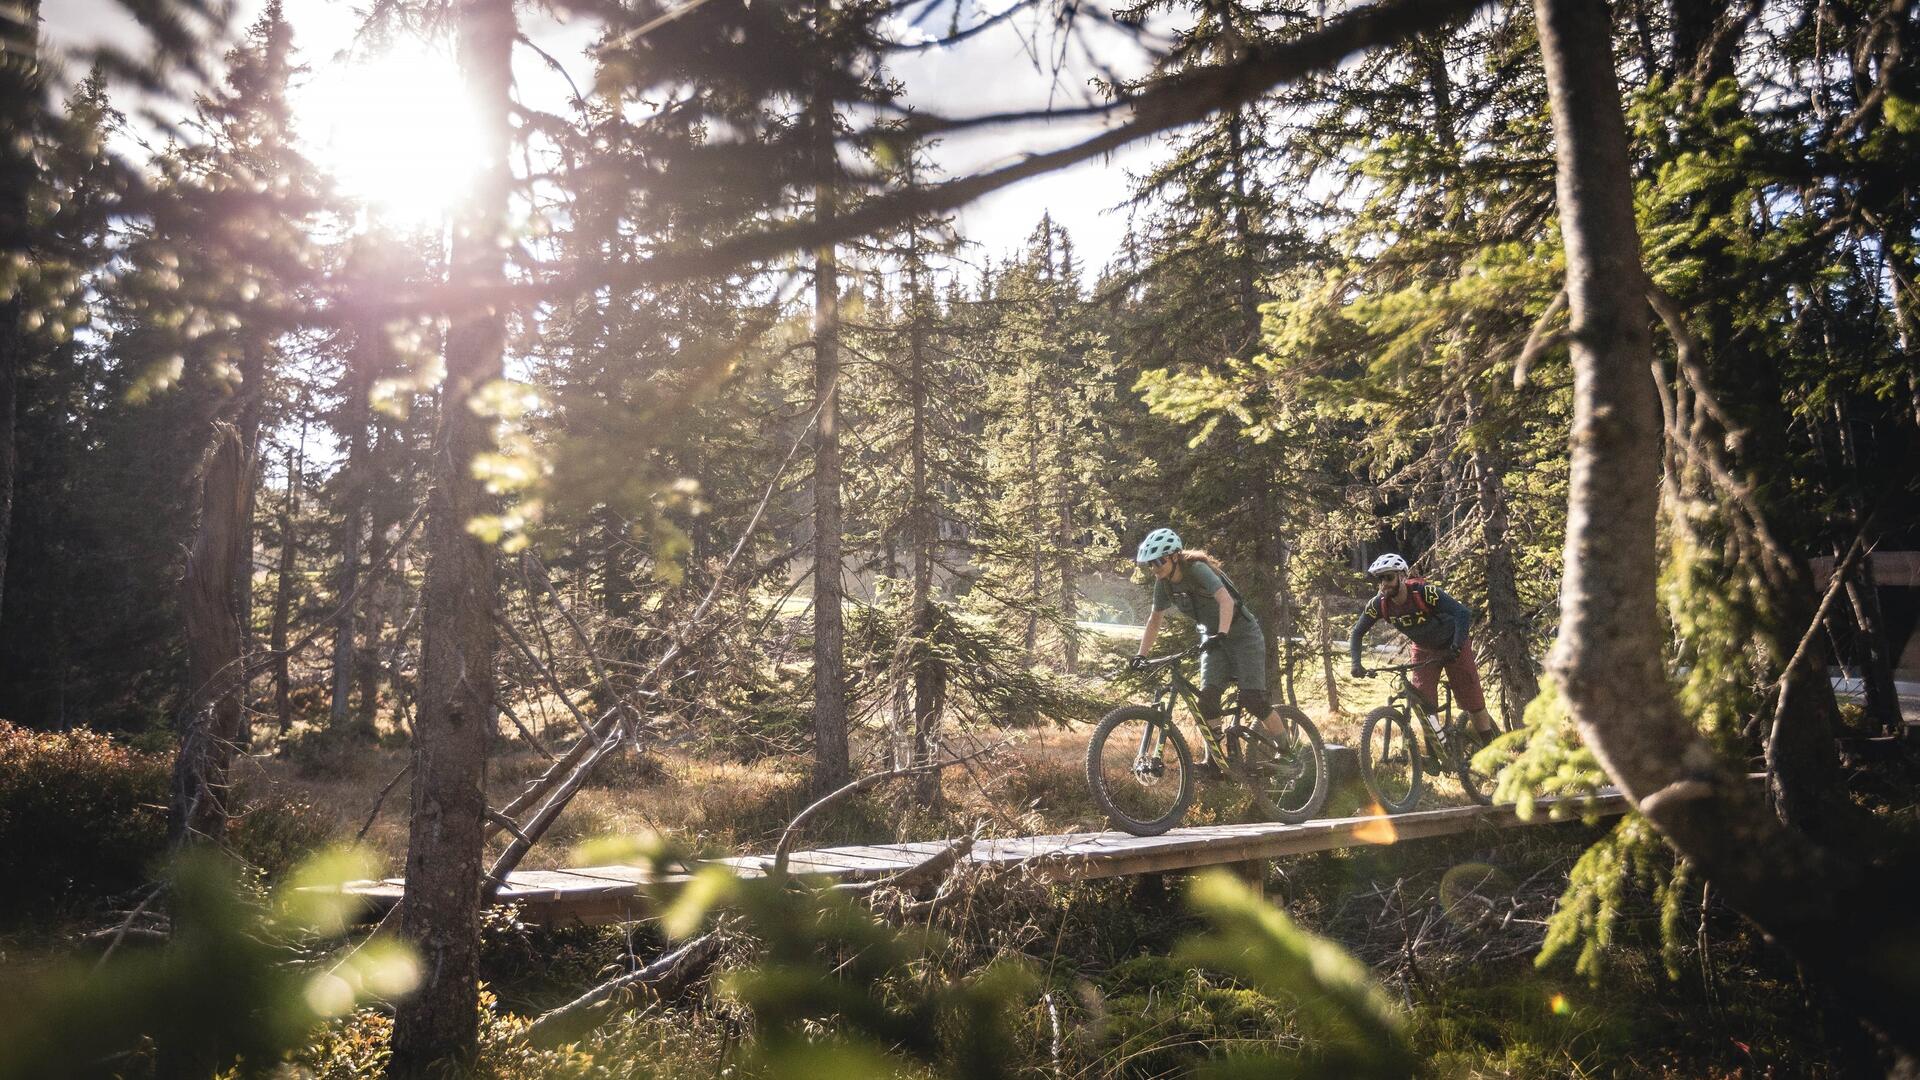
[
  {"left": 1086, "top": 705, "right": 1194, "bottom": 836},
  {"left": 1360, "top": 706, "right": 1423, "bottom": 814},
  {"left": 1227, "top": 705, "right": 1328, "bottom": 824}
]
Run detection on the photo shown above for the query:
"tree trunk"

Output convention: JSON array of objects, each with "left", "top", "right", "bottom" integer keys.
[
  {"left": 1273, "top": 540, "right": 1299, "bottom": 707},
  {"left": 356, "top": 427, "right": 395, "bottom": 730},
  {"left": 1023, "top": 370, "right": 1043, "bottom": 661},
  {"left": 331, "top": 366, "right": 370, "bottom": 733},
  {"left": 1535, "top": 0, "right": 1920, "bottom": 1061},
  {"left": 1316, "top": 591, "right": 1340, "bottom": 714},
  {"left": 1249, "top": 485, "right": 1289, "bottom": 696},
  {"left": 809, "top": 72, "right": 851, "bottom": 796},
  {"left": 0, "top": 295, "right": 15, "bottom": 635},
  {"left": 1829, "top": 400, "right": 1902, "bottom": 735},
  {"left": 0, "top": 0, "right": 37, "bottom": 630},
  {"left": 1463, "top": 388, "right": 1540, "bottom": 727},
  {"left": 600, "top": 506, "right": 635, "bottom": 625},
  {"left": 387, "top": 0, "right": 512, "bottom": 1072},
  {"left": 271, "top": 420, "right": 306, "bottom": 733},
  {"left": 169, "top": 425, "right": 251, "bottom": 847},
  {"left": 1057, "top": 458, "right": 1079, "bottom": 675},
  {"left": 1839, "top": 553, "right": 1902, "bottom": 735},
  {"left": 233, "top": 335, "right": 268, "bottom": 747},
  {"left": 902, "top": 256, "right": 944, "bottom": 804},
  {"left": 1763, "top": 556, "right": 1850, "bottom": 836}
]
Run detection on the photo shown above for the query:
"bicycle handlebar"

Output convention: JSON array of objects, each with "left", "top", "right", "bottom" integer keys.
[
  {"left": 1115, "top": 645, "right": 1200, "bottom": 676},
  {"left": 1357, "top": 657, "right": 1446, "bottom": 675}
]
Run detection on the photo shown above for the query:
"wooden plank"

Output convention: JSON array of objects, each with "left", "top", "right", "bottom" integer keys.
[
  {"left": 787, "top": 846, "right": 930, "bottom": 869},
  {"left": 341, "top": 789, "right": 1637, "bottom": 923},
  {"left": 711, "top": 854, "right": 901, "bottom": 877}
]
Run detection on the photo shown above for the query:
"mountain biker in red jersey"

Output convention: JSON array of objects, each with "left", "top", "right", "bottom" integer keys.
[{"left": 1349, "top": 553, "right": 1499, "bottom": 743}]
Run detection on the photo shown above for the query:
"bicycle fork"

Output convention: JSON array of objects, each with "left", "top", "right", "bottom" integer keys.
[{"left": 1133, "top": 708, "right": 1169, "bottom": 776}]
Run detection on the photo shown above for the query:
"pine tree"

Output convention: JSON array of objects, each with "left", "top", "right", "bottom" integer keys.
[
  {"left": 840, "top": 140, "right": 984, "bottom": 798},
  {"left": 972, "top": 218, "right": 1118, "bottom": 675},
  {"left": 391, "top": 0, "right": 515, "bottom": 1068}
]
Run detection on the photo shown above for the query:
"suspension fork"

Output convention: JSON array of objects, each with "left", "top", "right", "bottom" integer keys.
[{"left": 1135, "top": 681, "right": 1185, "bottom": 765}]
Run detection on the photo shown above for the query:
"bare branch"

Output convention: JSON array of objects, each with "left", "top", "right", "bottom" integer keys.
[
  {"left": 773, "top": 742, "right": 1007, "bottom": 877},
  {"left": 1510, "top": 288, "right": 1567, "bottom": 389}
]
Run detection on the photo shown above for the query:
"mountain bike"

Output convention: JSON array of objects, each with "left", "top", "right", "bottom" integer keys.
[
  {"left": 1086, "top": 646, "right": 1328, "bottom": 836},
  {"left": 1355, "top": 659, "right": 1517, "bottom": 813}
]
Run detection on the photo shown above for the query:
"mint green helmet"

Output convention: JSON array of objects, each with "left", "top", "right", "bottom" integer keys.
[{"left": 1136, "top": 528, "right": 1183, "bottom": 564}]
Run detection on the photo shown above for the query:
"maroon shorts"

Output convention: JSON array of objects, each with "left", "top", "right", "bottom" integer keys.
[{"left": 1410, "top": 639, "right": 1487, "bottom": 714}]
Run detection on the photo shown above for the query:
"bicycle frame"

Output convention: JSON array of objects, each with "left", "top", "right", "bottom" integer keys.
[
  {"left": 1379, "top": 662, "right": 1461, "bottom": 766},
  {"left": 1137, "top": 651, "right": 1245, "bottom": 769}
]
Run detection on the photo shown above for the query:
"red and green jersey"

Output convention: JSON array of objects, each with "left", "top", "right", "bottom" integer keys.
[{"left": 1348, "top": 578, "right": 1475, "bottom": 662}]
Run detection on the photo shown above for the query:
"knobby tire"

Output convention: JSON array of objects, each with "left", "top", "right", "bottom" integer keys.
[
  {"left": 1227, "top": 705, "right": 1329, "bottom": 824},
  {"left": 1360, "top": 705, "right": 1423, "bottom": 814},
  {"left": 1086, "top": 705, "right": 1194, "bottom": 837}
]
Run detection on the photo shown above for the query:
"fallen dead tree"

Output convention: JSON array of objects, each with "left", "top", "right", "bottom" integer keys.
[{"left": 523, "top": 931, "right": 727, "bottom": 1047}]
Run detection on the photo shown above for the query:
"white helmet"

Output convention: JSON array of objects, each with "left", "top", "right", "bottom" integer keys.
[
  {"left": 1367, "top": 552, "right": 1409, "bottom": 577},
  {"left": 1136, "top": 528, "right": 1183, "bottom": 564}
]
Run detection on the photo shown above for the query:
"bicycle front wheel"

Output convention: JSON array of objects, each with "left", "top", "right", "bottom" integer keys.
[
  {"left": 1452, "top": 724, "right": 1520, "bottom": 806},
  {"left": 1360, "top": 706, "right": 1423, "bottom": 814},
  {"left": 1228, "top": 705, "right": 1328, "bottom": 824},
  {"left": 1086, "top": 705, "right": 1194, "bottom": 836}
]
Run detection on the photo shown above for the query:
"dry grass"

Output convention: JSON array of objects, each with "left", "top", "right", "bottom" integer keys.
[{"left": 232, "top": 722, "right": 1131, "bottom": 877}]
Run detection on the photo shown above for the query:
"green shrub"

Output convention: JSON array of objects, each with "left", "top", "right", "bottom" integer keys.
[
  {"left": 276, "top": 723, "right": 378, "bottom": 778},
  {"left": 229, "top": 793, "right": 340, "bottom": 879},
  {"left": 0, "top": 720, "right": 170, "bottom": 915}
]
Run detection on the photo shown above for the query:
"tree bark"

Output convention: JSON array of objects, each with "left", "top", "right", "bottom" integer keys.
[
  {"left": 356, "top": 426, "right": 396, "bottom": 730},
  {"left": 904, "top": 258, "right": 942, "bottom": 804},
  {"left": 1249, "top": 485, "right": 1289, "bottom": 696},
  {"left": 0, "top": 293, "right": 16, "bottom": 636},
  {"left": 233, "top": 335, "right": 268, "bottom": 747},
  {"left": 1829, "top": 400, "right": 1902, "bottom": 735},
  {"left": 1839, "top": 552, "right": 1902, "bottom": 735},
  {"left": 387, "top": 0, "right": 512, "bottom": 1072},
  {"left": 169, "top": 425, "right": 251, "bottom": 847},
  {"left": 271, "top": 420, "right": 306, "bottom": 733},
  {"left": 1463, "top": 388, "right": 1540, "bottom": 727},
  {"left": 331, "top": 355, "right": 371, "bottom": 734},
  {"left": 1316, "top": 591, "right": 1340, "bottom": 714},
  {"left": 1273, "top": 539, "right": 1299, "bottom": 706},
  {"left": 0, "top": 0, "right": 38, "bottom": 630},
  {"left": 1056, "top": 455, "right": 1079, "bottom": 675},
  {"left": 1535, "top": 0, "right": 1920, "bottom": 1061},
  {"left": 809, "top": 68, "right": 851, "bottom": 795},
  {"left": 1760, "top": 555, "right": 1852, "bottom": 835}
]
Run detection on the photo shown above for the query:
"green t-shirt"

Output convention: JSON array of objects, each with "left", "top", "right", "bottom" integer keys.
[{"left": 1151, "top": 561, "right": 1256, "bottom": 637}]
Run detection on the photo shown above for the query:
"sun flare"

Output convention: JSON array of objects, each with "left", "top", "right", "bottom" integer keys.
[{"left": 302, "top": 39, "right": 486, "bottom": 225}]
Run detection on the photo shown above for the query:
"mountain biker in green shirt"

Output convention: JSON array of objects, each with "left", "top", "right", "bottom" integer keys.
[{"left": 1129, "top": 528, "right": 1284, "bottom": 758}]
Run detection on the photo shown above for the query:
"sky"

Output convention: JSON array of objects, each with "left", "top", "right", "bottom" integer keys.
[{"left": 39, "top": 0, "right": 1170, "bottom": 272}]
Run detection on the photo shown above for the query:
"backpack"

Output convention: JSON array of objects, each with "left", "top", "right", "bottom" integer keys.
[{"left": 1366, "top": 579, "right": 1438, "bottom": 623}]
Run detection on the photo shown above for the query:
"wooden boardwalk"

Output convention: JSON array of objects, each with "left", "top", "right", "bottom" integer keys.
[{"left": 344, "top": 790, "right": 1630, "bottom": 926}]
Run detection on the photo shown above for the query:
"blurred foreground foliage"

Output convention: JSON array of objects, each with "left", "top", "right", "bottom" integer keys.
[
  {"left": 0, "top": 847, "right": 415, "bottom": 1080},
  {"left": 574, "top": 829, "right": 1413, "bottom": 1079}
]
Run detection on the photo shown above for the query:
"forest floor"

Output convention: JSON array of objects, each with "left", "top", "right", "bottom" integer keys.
[
  {"left": 4, "top": 670, "right": 1900, "bottom": 1078},
  {"left": 241, "top": 725, "right": 1866, "bottom": 1078}
]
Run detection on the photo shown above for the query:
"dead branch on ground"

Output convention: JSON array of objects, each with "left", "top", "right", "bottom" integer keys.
[{"left": 523, "top": 931, "right": 726, "bottom": 1047}]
